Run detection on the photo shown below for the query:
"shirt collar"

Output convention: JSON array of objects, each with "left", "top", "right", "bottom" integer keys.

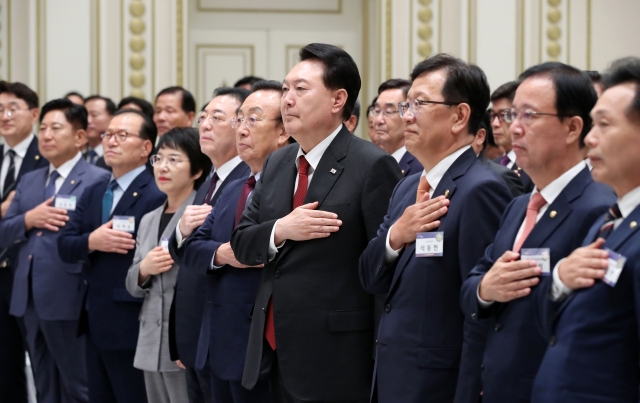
[
  {"left": 49, "top": 152, "right": 82, "bottom": 180},
  {"left": 507, "top": 149, "right": 517, "bottom": 164},
  {"left": 391, "top": 145, "right": 407, "bottom": 163},
  {"left": 533, "top": 160, "right": 586, "bottom": 206},
  {"left": 93, "top": 143, "right": 104, "bottom": 157},
  {"left": 296, "top": 124, "right": 343, "bottom": 172},
  {"left": 4, "top": 133, "right": 35, "bottom": 158},
  {"left": 617, "top": 185, "right": 640, "bottom": 219},
  {"left": 253, "top": 171, "right": 262, "bottom": 182},
  {"left": 421, "top": 145, "right": 471, "bottom": 193},
  {"left": 111, "top": 164, "right": 147, "bottom": 192},
  {"left": 215, "top": 155, "right": 242, "bottom": 182}
]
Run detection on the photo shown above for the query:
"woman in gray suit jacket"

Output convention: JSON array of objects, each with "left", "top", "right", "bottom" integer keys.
[{"left": 126, "top": 128, "right": 212, "bottom": 403}]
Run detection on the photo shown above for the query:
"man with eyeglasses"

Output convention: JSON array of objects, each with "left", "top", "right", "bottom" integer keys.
[
  {"left": 460, "top": 63, "right": 615, "bottom": 403},
  {"left": 359, "top": 54, "right": 512, "bottom": 403},
  {"left": 168, "top": 87, "right": 250, "bottom": 403},
  {"left": 58, "top": 109, "right": 166, "bottom": 403},
  {"left": 372, "top": 79, "right": 423, "bottom": 177},
  {"left": 489, "top": 82, "right": 534, "bottom": 192},
  {"left": 0, "top": 80, "right": 48, "bottom": 403}
]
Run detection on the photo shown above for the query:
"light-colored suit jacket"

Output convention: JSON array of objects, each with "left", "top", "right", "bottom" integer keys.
[{"left": 126, "top": 190, "right": 196, "bottom": 372}]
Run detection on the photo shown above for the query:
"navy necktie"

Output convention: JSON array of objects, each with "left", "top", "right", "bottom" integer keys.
[
  {"left": 102, "top": 180, "right": 119, "bottom": 224},
  {"left": 45, "top": 170, "right": 60, "bottom": 199},
  {"left": 2, "top": 149, "right": 16, "bottom": 200},
  {"left": 89, "top": 150, "right": 98, "bottom": 165}
]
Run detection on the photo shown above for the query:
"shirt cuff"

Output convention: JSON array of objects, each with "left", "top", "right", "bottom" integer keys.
[
  {"left": 384, "top": 225, "right": 403, "bottom": 264},
  {"left": 210, "top": 251, "right": 223, "bottom": 270},
  {"left": 477, "top": 281, "right": 494, "bottom": 308},
  {"left": 268, "top": 219, "right": 285, "bottom": 262},
  {"left": 175, "top": 222, "right": 184, "bottom": 248},
  {"left": 551, "top": 258, "right": 573, "bottom": 301}
]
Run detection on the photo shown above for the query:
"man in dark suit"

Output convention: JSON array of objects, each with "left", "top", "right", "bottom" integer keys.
[
  {"left": 83, "top": 95, "right": 116, "bottom": 168},
  {"left": 0, "top": 80, "right": 48, "bottom": 403},
  {"left": 176, "top": 80, "right": 290, "bottom": 403},
  {"left": 359, "top": 54, "right": 513, "bottom": 403},
  {"left": 489, "top": 82, "right": 534, "bottom": 192},
  {"left": 231, "top": 44, "right": 402, "bottom": 403},
  {"left": 58, "top": 109, "right": 166, "bottom": 403},
  {"left": 0, "top": 99, "right": 110, "bottom": 403},
  {"left": 153, "top": 86, "right": 196, "bottom": 139},
  {"left": 460, "top": 63, "right": 615, "bottom": 403},
  {"left": 168, "top": 87, "right": 251, "bottom": 403},
  {"left": 531, "top": 58, "right": 640, "bottom": 403}
]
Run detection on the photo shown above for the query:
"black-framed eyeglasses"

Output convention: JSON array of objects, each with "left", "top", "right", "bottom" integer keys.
[
  {"left": 398, "top": 99, "right": 460, "bottom": 118},
  {"left": 504, "top": 108, "right": 560, "bottom": 124},
  {"left": 100, "top": 130, "right": 142, "bottom": 142},
  {"left": 489, "top": 109, "right": 511, "bottom": 124}
]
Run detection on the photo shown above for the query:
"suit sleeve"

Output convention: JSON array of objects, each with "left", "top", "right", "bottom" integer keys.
[
  {"left": 178, "top": 207, "right": 224, "bottom": 276},
  {"left": 501, "top": 169, "right": 525, "bottom": 197},
  {"left": 57, "top": 184, "right": 93, "bottom": 265},
  {"left": 126, "top": 212, "right": 153, "bottom": 298},
  {"left": 361, "top": 154, "right": 403, "bottom": 240},
  {"left": 0, "top": 179, "right": 29, "bottom": 248}
]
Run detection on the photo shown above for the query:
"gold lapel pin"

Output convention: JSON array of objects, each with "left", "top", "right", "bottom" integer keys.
[
  {"left": 35, "top": 155, "right": 40, "bottom": 160},
  {"left": 70, "top": 180, "right": 75, "bottom": 185},
  {"left": 550, "top": 211, "right": 557, "bottom": 218},
  {"left": 330, "top": 168, "right": 337, "bottom": 174},
  {"left": 631, "top": 221, "right": 637, "bottom": 229},
  {"left": 401, "top": 169, "right": 405, "bottom": 174},
  {"left": 133, "top": 192, "right": 138, "bottom": 197},
  {"left": 444, "top": 189, "right": 450, "bottom": 198}
]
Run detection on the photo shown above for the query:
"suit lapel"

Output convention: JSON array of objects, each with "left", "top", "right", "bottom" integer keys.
[
  {"left": 18, "top": 137, "right": 44, "bottom": 177},
  {"left": 112, "top": 170, "right": 151, "bottom": 217},
  {"left": 304, "top": 127, "right": 350, "bottom": 208},
  {"left": 160, "top": 190, "right": 196, "bottom": 240},
  {"left": 500, "top": 197, "right": 528, "bottom": 249},
  {"left": 57, "top": 158, "right": 88, "bottom": 196},
  {"left": 603, "top": 205, "right": 640, "bottom": 251},
  {"left": 398, "top": 153, "right": 411, "bottom": 176},
  {"left": 210, "top": 162, "right": 250, "bottom": 206}
]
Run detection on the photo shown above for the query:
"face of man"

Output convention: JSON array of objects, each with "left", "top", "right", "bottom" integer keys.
[
  {"left": 85, "top": 99, "right": 113, "bottom": 146},
  {"left": 154, "top": 92, "right": 194, "bottom": 137},
  {"left": 198, "top": 95, "right": 240, "bottom": 165},
  {"left": 236, "top": 90, "right": 288, "bottom": 173},
  {"left": 38, "top": 110, "right": 85, "bottom": 167},
  {"left": 374, "top": 88, "right": 406, "bottom": 154},
  {"left": 103, "top": 113, "right": 151, "bottom": 173},
  {"left": 0, "top": 92, "right": 38, "bottom": 145},
  {"left": 490, "top": 98, "right": 514, "bottom": 151},
  {"left": 586, "top": 83, "right": 640, "bottom": 195}
]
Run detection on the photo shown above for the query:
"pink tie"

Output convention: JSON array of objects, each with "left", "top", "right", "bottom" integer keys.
[{"left": 513, "top": 193, "right": 547, "bottom": 253}]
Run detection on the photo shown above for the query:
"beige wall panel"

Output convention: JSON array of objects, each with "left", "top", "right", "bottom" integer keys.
[{"left": 590, "top": 0, "right": 640, "bottom": 71}]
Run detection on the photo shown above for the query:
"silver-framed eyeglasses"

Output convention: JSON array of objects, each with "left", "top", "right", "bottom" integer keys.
[
  {"left": 369, "top": 108, "right": 399, "bottom": 117},
  {"left": 398, "top": 99, "right": 460, "bottom": 118},
  {"left": 100, "top": 130, "right": 142, "bottom": 142},
  {"left": 503, "top": 108, "right": 560, "bottom": 124},
  {"left": 231, "top": 117, "right": 280, "bottom": 129},
  {"left": 0, "top": 106, "right": 28, "bottom": 117},
  {"left": 149, "top": 155, "right": 185, "bottom": 168},
  {"left": 197, "top": 113, "right": 226, "bottom": 126}
]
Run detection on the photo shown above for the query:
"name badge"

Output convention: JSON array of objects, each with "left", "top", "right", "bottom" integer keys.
[
  {"left": 112, "top": 216, "right": 136, "bottom": 233},
  {"left": 603, "top": 248, "right": 626, "bottom": 287},
  {"left": 416, "top": 232, "right": 444, "bottom": 257},
  {"left": 54, "top": 195, "right": 77, "bottom": 211},
  {"left": 520, "top": 248, "right": 551, "bottom": 276},
  {"left": 161, "top": 237, "right": 170, "bottom": 251}
]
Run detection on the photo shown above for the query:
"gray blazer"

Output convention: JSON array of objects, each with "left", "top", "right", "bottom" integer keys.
[{"left": 126, "top": 190, "right": 196, "bottom": 372}]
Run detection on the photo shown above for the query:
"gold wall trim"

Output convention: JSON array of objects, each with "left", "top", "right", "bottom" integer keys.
[
  {"left": 545, "top": 0, "right": 562, "bottom": 61},
  {"left": 194, "top": 44, "right": 255, "bottom": 103},
  {"left": 385, "top": 0, "right": 391, "bottom": 80},
  {"left": 417, "top": 0, "right": 434, "bottom": 61},
  {"left": 176, "top": 0, "right": 183, "bottom": 86},
  {"left": 361, "top": 0, "right": 369, "bottom": 139},
  {"left": 586, "top": 0, "right": 591, "bottom": 69},
  {"left": 196, "top": 0, "right": 342, "bottom": 14}
]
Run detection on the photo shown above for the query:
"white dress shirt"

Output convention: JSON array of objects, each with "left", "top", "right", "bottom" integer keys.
[
  {"left": 0, "top": 133, "right": 35, "bottom": 195},
  {"left": 384, "top": 145, "right": 472, "bottom": 263},
  {"left": 46, "top": 152, "right": 82, "bottom": 194},
  {"left": 267, "top": 124, "right": 343, "bottom": 260},
  {"left": 391, "top": 146, "right": 407, "bottom": 164}
]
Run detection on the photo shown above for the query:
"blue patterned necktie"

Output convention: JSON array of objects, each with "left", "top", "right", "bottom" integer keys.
[
  {"left": 102, "top": 180, "right": 119, "bottom": 224},
  {"left": 89, "top": 150, "right": 98, "bottom": 165},
  {"left": 45, "top": 170, "right": 60, "bottom": 199}
]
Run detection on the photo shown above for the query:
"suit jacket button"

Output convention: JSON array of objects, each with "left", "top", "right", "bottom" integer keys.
[
  {"left": 262, "top": 307, "right": 266, "bottom": 314},
  {"left": 481, "top": 364, "right": 484, "bottom": 371},
  {"left": 274, "top": 270, "right": 281, "bottom": 278},
  {"left": 384, "top": 303, "right": 391, "bottom": 313},
  {"left": 208, "top": 300, "right": 212, "bottom": 305},
  {"left": 84, "top": 280, "right": 88, "bottom": 285},
  {"left": 157, "top": 320, "right": 161, "bottom": 326},
  {"left": 471, "top": 313, "right": 477, "bottom": 320},
  {"left": 549, "top": 335, "right": 556, "bottom": 346},
  {"left": 494, "top": 323, "right": 502, "bottom": 332}
]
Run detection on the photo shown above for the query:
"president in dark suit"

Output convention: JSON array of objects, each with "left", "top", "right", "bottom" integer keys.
[
  {"left": 460, "top": 63, "right": 615, "bottom": 403},
  {"left": 58, "top": 109, "right": 166, "bottom": 403},
  {"left": 168, "top": 88, "right": 250, "bottom": 403},
  {"left": 231, "top": 44, "right": 402, "bottom": 402},
  {"left": 0, "top": 81, "right": 48, "bottom": 403},
  {"left": 359, "top": 54, "right": 512, "bottom": 403},
  {"left": 531, "top": 57, "right": 640, "bottom": 403}
]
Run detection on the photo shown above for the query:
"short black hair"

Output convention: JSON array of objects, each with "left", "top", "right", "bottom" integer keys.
[
  {"left": 479, "top": 111, "right": 495, "bottom": 151},
  {"left": 490, "top": 81, "right": 519, "bottom": 103},
  {"left": 585, "top": 70, "right": 602, "bottom": 84},
  {"left": 299, "top": 43, "right": 361, "bottom": 121},
  {"left": 519, "top": 62, "right": 597, "bottom": 147},
  {"left": 213, "top": 87, "right": 250, "bottom": 105},
  {"left": 410, "top": 53, "right": 490, "bottom": 135},
  {"left": 602, "top": 57, "right": 640, "bottom": 122},
  {"left": 234, "top": 76, "right": 264, "bottom": 88},
  {"left": 64, "top": 91, "right": 84, "bottom": 102},
  {"left": 0, "top": 81, "right": 38, "bottom": 109},
  {"left": 112, "top": 108, "right": 158, "bottom": 147},
  {"left": 39, "top": 98, "right": 88, "bottom": 131},
  {"left": 118, "top": 96, "right": 154, "bottom": 120},
  {"left": 84, "top": 95, "right": 117, "bottom": 116},
  {"left": 378, "top": 78, "right": 411, "bottom": 96},
  {"left": 350, "top": 99, "right": 361, "bottom": 131},
  {"left": 156, "top": 86, "right": 196, "bottom": 114},
  {"left": 251, "top": 80, "right": 283, "bottom": 95},
  {"left": 156, "top": 127, "right": 212, "bottom": 189}
]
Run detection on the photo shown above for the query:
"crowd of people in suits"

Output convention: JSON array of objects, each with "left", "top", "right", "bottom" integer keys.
[{"left": 0, "top": 42, "right": 639, "bottom": 403}]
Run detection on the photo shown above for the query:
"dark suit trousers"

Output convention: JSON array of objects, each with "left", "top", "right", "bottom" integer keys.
[
  {"left": 0, "top": 275, "right": 27, "bottom": 403},
  {"left": 85, "top": 336, "right": 146, "bottom": 403},
  {"left": 23, "top": 299, "right": 88, "bottom": 403},
  {"left": 211, "top": 372, "right": 269, "bottom": 403},
  {"left": 185, "top": 365, "right": 213, "bottom": 403}
]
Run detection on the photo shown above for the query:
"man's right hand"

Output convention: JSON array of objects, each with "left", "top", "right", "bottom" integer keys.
[
  {"left": 558, "top": 238, "right": 608, "bottom": 289},
  {"left": 24, "top": 196, "right": 69, "bottom": 232},
  {"left": 388, "top": 195, "right": 450, "bottom": 250},
  {"left": 478, "top": 251, "right": 541, "bottom": 303},
  {"left": 213, "top": 242, "right": 264, "bottom": 268},
  {"left": 273, "top": 201, "right": 342, "bottom": 244},
  {"left": 179, "top": 204, "right": 213, "bottom": 238},
  {"left": 88, "top": 220, "right": 136, "bottom": 254}
]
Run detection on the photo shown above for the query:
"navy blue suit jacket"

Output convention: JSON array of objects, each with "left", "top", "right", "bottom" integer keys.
[
  {"left": 359, "top": 148, "right": 512, "bottom": 403},
  {"left": 57, "top": 168, "right": 165, "bottom": 350},
  {"left": 0, "top": 159, "right": 110, "bottom": 321},
  {"left": 531, "top": 204, "right": 640, "bottom": 403},
  {"left": 168, "top": 161, "right": 250, "bottom": 367},
  {"left": 398, "top": 151, "right": 423, "bottom": 178},
  {"left": 460, "top": 167, "right": 614, "bottom": 403},
  {"left": 176, "top": 176, "right": 261, "bottom": 380}
]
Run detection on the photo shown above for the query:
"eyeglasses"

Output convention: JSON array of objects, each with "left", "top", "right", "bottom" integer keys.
[
  {"left": 197, "top": 113, "right": 227, "bottom": 126},
  {"left": 231, "top": 117, "right": 280, "bottom": 129},
  {"left": 149, "top": 155, "right": 185, "bottom": 168},
  {"left": 398, "top": 99, "right": 460, "bottom": 118},
  {"left": 504, "top": 108, "right": 560, "bottom": 124},
  {"left": 369, "top": 108, "right": 399, "bottom": 118},
  {"left": 101, "top": 130, "right": 142, "bottom": 142},
  {"left": 0, "top": 106, "right": 29, "bottom": 117},
  {"left": 489, "top": 109, "right": 511, "bottom": 124}
]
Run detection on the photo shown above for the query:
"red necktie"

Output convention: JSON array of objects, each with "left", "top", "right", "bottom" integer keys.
[
  {"left": 265, "top": 156, "right": 310, "bottom": 350},
  {"left": 234, "top": 176, "right": 257, "bottom": 228},
  {"left": 513, "top": 193, "right": 547, "bottom": 253}
]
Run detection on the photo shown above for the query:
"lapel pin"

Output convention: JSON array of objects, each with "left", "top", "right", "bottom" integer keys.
[
  {"left": 70, "top": 180, "right": 75, "bottom": 185},
  {"left": 330, "top": 168, "right": 337, "bottom": 174},
  {"left": 631, "top": 221, "right": 637, "bottom": 229},
  {"left": 444, "top": 189, "right": 450, "bottom": 198},
  {"left": 35, "top": 155, "right": 40, "bottom": 160},
  {"left": 401, "top": 169, "right": 405, "bottom": 174},
  {"left": 550, "top": 211, "right": 557, "bottom": 218},
  {"left": 133, "top": 192, "right": 138, "bottom": 197}
]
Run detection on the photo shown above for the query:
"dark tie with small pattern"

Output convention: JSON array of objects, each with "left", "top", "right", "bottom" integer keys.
[
  {"left": 598, "top": 203, "right": 622, "bottom": 240},
  {"left": 204, "top": 172, "right": 220, "bottom": 205},
  {"left": 45, "top": 171, "right": 60, "bottom": 199},
  {"left": 2, "top": 149, "right": 16, "bottom": 201},
  {"left": 499, "top": 154, "right": 510, "bottom": 167},
  {"left": 234, "top": 175, "right": 257, "bottom": 228}
]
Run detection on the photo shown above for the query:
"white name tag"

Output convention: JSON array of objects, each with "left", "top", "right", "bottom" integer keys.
[
  {"left": 54, "top": 195, "right": 77, "bottom": 211},
  {"left": 112, "top": 215, "right": 136, "bottom": 233},
  {"left": 520, "top": 248, "right": 551, "bottom": 276},
  {"left": 603, "top": 248, "right": 626, "bottom": 287},
  {"left": 161, "top": 237, "right": 169, "bottom": 251},
  {"left": 416, "top": 232, "right": 444, "bottom": 257}
]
